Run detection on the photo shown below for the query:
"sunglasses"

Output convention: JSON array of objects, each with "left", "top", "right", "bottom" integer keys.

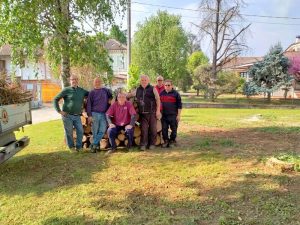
[
  {"left": 157, "top": 80, "right": 163, "bottom": 81},
  {"left": 164, "top": 84, "right": 171, "bottom": 86}
]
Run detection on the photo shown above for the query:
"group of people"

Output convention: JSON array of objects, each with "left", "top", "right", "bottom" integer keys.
[{"left": 53, "top": 74, "right": 182, "bottom": 154}]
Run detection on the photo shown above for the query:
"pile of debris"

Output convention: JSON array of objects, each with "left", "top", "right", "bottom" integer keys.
[{"left": 0, "top": 79, "right": 32, "bottom": 105}]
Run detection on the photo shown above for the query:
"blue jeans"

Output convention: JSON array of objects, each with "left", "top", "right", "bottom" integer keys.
[
  {"left": 92, "top": 112, "right": 107, "bottom": 145},
  {"left": 62, "top": 114, "right": 83, "bottom": 149},
  {"left": 107, "top": 125, "right": 134, "bottom": 150}
]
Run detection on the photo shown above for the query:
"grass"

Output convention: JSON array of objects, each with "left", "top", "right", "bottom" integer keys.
[
  {"left": 1, "top": 108, "right": 300, "bottom": 224},
  {"left": 181, "top": 94, "right": 300, "bottom": 106}
]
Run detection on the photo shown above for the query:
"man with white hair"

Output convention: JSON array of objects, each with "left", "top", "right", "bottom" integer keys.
[
  {"left": 136, "top": 75, "right": 161, "bottom": 150},
  {"left": 106, "top": 92, "right": 136, "bottom": 154},
  {"left": 155, "top": 75, "right": 165, "bottom": 95},
  {"left": 53, "top": 75, "right": 89, "bottom": 151}
]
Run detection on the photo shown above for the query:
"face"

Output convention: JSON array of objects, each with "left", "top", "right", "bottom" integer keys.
[
  {"left": 70, "top": 76, "right": 79, "bottom": 87},
  {"left": 164, "top": 82, "right": 172, "bottom": 92},
  {"left": 140, "top": 75, "right": 149, "bottom": 88},
  {"left": 117, "top": 94, "right": 127, "bottom": 105},
  {"left": 93, "top": 78, "right": 102, "bottom": 89},
  {"left": 156, "top": 77, "right": 164, "bottom": 86}
]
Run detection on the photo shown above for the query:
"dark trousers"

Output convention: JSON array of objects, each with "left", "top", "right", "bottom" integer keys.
[
  {"left": 162, "top": 114, "right": 178, "bottom": 142},
  {"left": 140, "top": 113, "right": 157, "bottom": 147},
  {"left": 107, "top": 125, "right": 134, "bottom": 149}
]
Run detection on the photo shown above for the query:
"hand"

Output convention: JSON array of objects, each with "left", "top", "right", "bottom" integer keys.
[
  {"left": 156, "top": 111, "right": 161, "bottom": 120},
  {"left": 176, "top": 115, "right": 181, "bottom": 122},
  {"left": 109, "top": 123, "right": 116, "bottom": 128},
  {"left": 60, "top": 111, "right": 67, "bottom": 116},
  {"left": 125, "top": 124, "right": 133, "bottom": 130},
  {"left": 88, "top": 116, "right": 93, "bottom": 124}
]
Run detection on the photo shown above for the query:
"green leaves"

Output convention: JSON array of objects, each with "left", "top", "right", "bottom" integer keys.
[
  {"left": 0, "top": 0, "right": 127, "bottom": 87},
  {"left": 132, "top": 11, "right": 188, "bottom": 84},
  {"left": 249, "top": 43, "right": 292, "bottom": 99}
]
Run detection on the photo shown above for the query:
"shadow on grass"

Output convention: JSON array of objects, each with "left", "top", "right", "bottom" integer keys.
[
  {"left": 0, "top": 150, "right": 108, "bottom": 196},
  {"left": 63, "top": 173, "right": 299, "bottom": 225}
]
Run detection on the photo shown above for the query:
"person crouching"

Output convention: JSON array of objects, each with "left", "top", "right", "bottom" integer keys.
[{"left": 106, "top": 92, "right": 137, "bottom": 154}]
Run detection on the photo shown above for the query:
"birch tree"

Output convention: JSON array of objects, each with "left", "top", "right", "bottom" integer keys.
[{"left": 0, "top": 0, "right": 127, "bottom": 87}]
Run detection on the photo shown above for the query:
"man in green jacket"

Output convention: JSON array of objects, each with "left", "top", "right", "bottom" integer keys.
[{"left": 53, "top": 75, "right": 89, "bottom": 151}]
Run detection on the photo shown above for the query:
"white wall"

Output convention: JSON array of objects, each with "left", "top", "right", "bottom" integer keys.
[{"left": 110, "top": 52, "right": 127, "bottom": 74}]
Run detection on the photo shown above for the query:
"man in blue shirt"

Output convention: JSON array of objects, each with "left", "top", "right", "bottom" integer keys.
[{"left": 87, "top": 77, "right": 112, "bottom": 153}]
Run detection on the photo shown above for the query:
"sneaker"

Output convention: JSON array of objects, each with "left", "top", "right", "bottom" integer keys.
[
  {"left": 106, "top": 149, "right": 116, "bottom": 155},
  {"left": 90, "top": 144, "right": 98, "bottom": 153},
  {"left": 76, "top": 148, "right": 82, "bottom": 152},
  {"left": 149, "top": 145, "right": 156, "bottom": 150},
  {"left": 68, "top": 147, "right": 76, "bottom": 151},
  {"left": 169, "top": 140, "right": 177, "bottom": 147},
  {"left": 162, "top": 142, "right": 169, "bottom": 148},
  {"left": 140, "top": 146, "right": 146, "bottom": 151}
]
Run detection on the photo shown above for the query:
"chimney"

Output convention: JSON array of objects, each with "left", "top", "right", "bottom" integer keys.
[{"left": 296, "top": 35, "right": 300, "bottom": 43}]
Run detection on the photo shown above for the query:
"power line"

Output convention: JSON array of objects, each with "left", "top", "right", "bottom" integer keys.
[
  {"left": 132, "top": 9, "right": 300, "bottom": 26},
  {"left": 132, "top": 1, "right": 300, "bottom": 20},
  {"left": 132, "top": 1, "right": 200, "bottom": 12}
]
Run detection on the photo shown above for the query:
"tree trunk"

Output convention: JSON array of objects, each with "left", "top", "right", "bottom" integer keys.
[
  {"left": 59, "top": 0, "right": 71, "bottom": 88},
  {"left": 61, "top": 50, "right": 70, "bottom": 88},
  {"left": 196, "top": 89, "right": 200, "bottom": 96},
  {"left": 267, "top": 92, "right": 271, "bottom": 102},
  {"left": 283, "top": 88, "right": 288, "bottom": 99},
  {"left": 210, "top": 0, "right": 221, "bottom": 102}
]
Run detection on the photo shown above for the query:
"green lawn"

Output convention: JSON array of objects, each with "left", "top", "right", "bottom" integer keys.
[
  {"left": 1, "top": 108, "right": 300, "bottom": 225},
  {"left": 182, "top": 94, "right": 300, "bottom": 106}
]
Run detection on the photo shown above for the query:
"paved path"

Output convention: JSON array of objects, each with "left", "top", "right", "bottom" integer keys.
[{"left": 31, "top": 103, "right": 61, "bottom": 124}]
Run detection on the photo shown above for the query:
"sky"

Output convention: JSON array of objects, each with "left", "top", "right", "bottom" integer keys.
[{"left": 127, "top": 0, "right": 300, "bottom": 58}]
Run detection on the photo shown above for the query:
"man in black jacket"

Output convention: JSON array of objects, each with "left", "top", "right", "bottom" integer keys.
[
  {"left": 160, "top": 79, "right": 182, "bottom": 147},
  {"left": 136, "top": 75, "right": 161, "bottom": 150}
]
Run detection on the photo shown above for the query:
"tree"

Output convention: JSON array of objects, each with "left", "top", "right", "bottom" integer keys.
[
  {"left": 187, "top": 51, "right": 209, "bottom": 95},
  {"left": 193, "top": 64, "right": 212, "bottom": 98},
  {"left": 109, "top": 25, "right": 127, "bottom": 44},
  {"left": 249, "top": 44, "right": 291, "bottom": 101},
  {"left": 127, "top": 64, "right": 141, "bottom": 90},
  {"left": 243, "top": 81, "right": 259, "bottom": 98},
  {"left": 196, "top": 0, "right": 250, "bottom": 100},
  {"left": 0, "top": 0, "right": 127, "bottom": 87},
  {"left": 186, "top": 32, "right": 202, "bottom": 55},
  {"left": 215, "top": 70, "right": 241, "bottom": 97},
  {"left": 132, "top": 11, "right": 189, "bottom": 84}
]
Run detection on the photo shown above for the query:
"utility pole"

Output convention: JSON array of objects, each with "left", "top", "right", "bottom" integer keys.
[{"left": 127, "top": 0, "right": 131, "bottom": 85}]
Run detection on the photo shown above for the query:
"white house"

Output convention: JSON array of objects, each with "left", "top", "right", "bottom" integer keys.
[
  {"left": 105, "top": 39, "right": 128, "bottom": 90},
  {"left": 0, "top": 39, "right": 129, "bottom": 104}
]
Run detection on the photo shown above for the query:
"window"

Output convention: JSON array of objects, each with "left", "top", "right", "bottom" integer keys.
[
  {"left": 26, "top": 84, "right": 34, "bottom": 90},
  {"left": 240, "top": 72, "right": 248, "bottom": 78}
]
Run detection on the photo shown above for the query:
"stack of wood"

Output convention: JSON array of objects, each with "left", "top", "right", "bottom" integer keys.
[
  {"left": 75, "top": 114, "right": 163, "bottom": 150},
  {"left": 73, "top": 91, "right": 164, "bottom": 150},
  {"left": 0, "top": 79, "right": 32, "bottom": 105}
]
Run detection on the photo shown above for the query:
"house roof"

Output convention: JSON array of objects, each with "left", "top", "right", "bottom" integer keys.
[
  {"left": 285, "top": 42, "right": 300, "bottom": 52},
  {"left": 222, "top": 57, "right": 263, "bottom": 69},
  {"left": 284, "top": 51, "right": 300, "bottom": 59},
  {"left": 105, "top": 39, "right": 127, "bottom": 51},
  {"left": 0, "top": 44, "right": 11, "bottom": 56}
]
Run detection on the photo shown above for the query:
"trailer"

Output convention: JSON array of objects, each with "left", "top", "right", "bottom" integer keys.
[{"left": 0, "top": 102, "right": 32, "bottom": 164}]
